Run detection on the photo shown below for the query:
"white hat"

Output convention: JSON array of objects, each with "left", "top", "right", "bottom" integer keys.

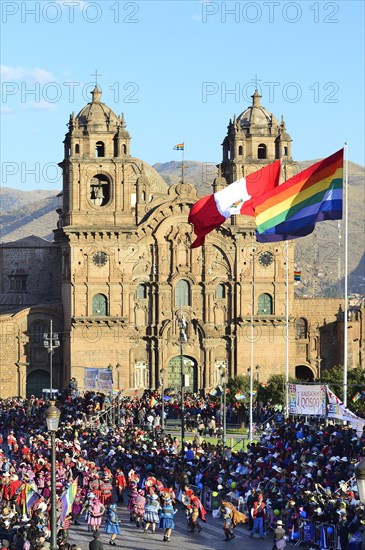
[{"left": 277, "top": 520, "right": 283, "bottom": 526}]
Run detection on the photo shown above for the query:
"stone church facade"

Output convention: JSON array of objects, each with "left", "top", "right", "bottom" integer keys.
[{"left": 0, "top": 88, "right": 363, "bottom": 398}]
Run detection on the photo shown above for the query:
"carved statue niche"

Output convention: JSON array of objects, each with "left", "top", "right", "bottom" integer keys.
[
  {"left": 214, "top": 304, "right": 226, "bottom": 327},
  {"left": 160, "top": 291, "right": 171, "bottom": 316},
  {"left": 134, "top": 303, "right": 147, "bottom": 326},
  {"left": 166, "top": 223, "right": 192, "bottom": 269}
]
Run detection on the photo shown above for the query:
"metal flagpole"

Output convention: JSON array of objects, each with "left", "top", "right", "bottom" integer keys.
[
  {"left": 281, "top": 153, "right": 290, "bottom": 418},
  {"left": 181, "top": 143, "right": 185, "bottom": 183},
  {"left": 249, "top": 232, "right": 254, "bottom": 443},
  {"left": 343, "top": 143, "right": 349, "bottom": 407},
  {"left": 285, "top": 240, "right": 290, "bottom": 417},
  {"left": 178, "top": 305, "right": 187, "bottom": 452}
]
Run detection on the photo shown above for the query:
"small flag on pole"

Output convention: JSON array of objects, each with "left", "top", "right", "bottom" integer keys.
[
  {"left": 149, "top": 396, "right": 157, "bottom": 408},
  {"left": 235, "top": 392, "right": 246, "bottom": 401},
  {"left": 60, "top": 478, "right": 78, "bottom": 523},
  {"left": 352, "top": 392, "right": 361, "bottom": 403},
  {"left": 209, "top": 387, "right": 218, "bottom": 397},
  {"left": 25, "top": 484, "right": 41, "bottom": 513},
  {"left": 173, "top": 143, "right": 184, "bottom": 151},
  {"left": 294, "top": 270, "right": 301, "bottom": 281}
]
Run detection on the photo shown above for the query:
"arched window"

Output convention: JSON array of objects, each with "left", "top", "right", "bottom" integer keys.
[
  {"left": 31, "top": 322, "right": 47, "bottom": 344},
  {"left": 8, "top": 268, "right": 28, "bottom": 292},
  {"left": 295, "top": 318, "right": 308, "bottom": 339},
  {"left": 92, "top": 294, "right": 108, "bottom": 316},
  {"left": 75, "top": 144, "right": 80, "bottom": 154},
  {"left": 284, "top": 146, "right": 288, "bottom": 157},
  {"left": 257, "top": 293, "right": 273, "bottom": 314},
  {"left": 238, "top": 145, "right": 243, "bottom": 156},
  {"left": 258, "top": 143, "right": 267, "bottom": 159},
  {"left": 175, "top": 279, "right": 190, "bottom": 306},
  {"left": 215, "top": 284, "right": 225, "bottom": 299},
  {"left": 136, "top": 283, "right": 147, "bottom": 299},
  {"left": 95, "top": 141, "right": 105, "bottom": 157},
  {"left": 122, "top": 144, "right": 127, "bottom": 154}
]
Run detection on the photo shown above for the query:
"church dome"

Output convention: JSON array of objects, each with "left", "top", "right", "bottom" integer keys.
[
  {"left": 75, "top": 85, "right": 119, "bottom": 131},
  {"left": 237, "top": 89, "right": 279, "bottom": 130},
  {"left": 138, "top": 161, "right": 168, "bottom": 194}
]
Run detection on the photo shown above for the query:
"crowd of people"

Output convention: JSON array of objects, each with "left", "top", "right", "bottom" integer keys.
[{"left": 0, "top": 386, "right": 364, "bottom": 549}]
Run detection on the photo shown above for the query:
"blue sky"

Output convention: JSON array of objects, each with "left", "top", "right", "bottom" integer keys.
[{"left": 1, "top": 0, "right": 364, "bottom": 190}]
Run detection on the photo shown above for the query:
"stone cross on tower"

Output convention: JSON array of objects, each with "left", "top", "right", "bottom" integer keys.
[
  {"left": 252, "top": 74, "right": 261, "bottom": 91},
  {"left": 91, "top": 69, "right": 102, "bottom": 86}
]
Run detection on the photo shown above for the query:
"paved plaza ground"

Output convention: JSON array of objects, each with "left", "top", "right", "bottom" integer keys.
[{"left": 67, "top": 500, "right": 275, "bottom": 550}]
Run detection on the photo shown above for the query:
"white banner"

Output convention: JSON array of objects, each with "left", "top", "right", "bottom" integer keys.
[
  {"left": 97, "top": 368, "right": 113, "bottom": 392},
  {"left": 289, "top": 384, "right": 326, "bottom": 416},
  {"left": 84, "top": 368, "right": 98, "bottom": 390},
  {"left": 327, "top": 387, "right": 365, "bottom": 435}
]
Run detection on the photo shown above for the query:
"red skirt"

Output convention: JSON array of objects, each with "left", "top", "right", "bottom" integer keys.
[{"left": 100, "top": 492, "right": 112, "bottom": 505}]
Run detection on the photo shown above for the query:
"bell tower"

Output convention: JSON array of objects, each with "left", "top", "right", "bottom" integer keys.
[
  {"left": 58, "top": 85, "right": 137, "bottom": 228},
  {"left": 220, "top": 89, "right": 296, "bottom": 184},
  {"left": 214, "top": 92, "right": 297, "bottom": 381},
  {"left": 55, "top": 86, "right": 162, "bottom": 385}
]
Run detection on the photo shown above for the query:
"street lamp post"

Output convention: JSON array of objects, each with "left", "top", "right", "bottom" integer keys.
[
  {"left": 219, "top": 364, "right": 228, "bottom": 448},
  {"left": 255, "top": 365, "right": 260, "bottom": 420},
  {"left": 107, "top": 364, "right": 115, "bottom": 426},
  {"left": 355, "top": 457, "right": 365, "bottom": 504},
  {"left": 116, "top": 363, "right": 121, "bottom": 427},
  {"left": 178, "top": 308, "right": 187, "bottom": 454},
  {"left": 160, "top": 368, "right": 166, "bottom": 432},
  {"left": 45, "top": 401, "right": 61, "bottom": 550},
  {"left": 43, "top": 319, "right": 60, "bottom": 399}
]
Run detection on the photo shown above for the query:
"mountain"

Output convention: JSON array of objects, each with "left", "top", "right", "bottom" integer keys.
[
  {"left": 0, "top": 188, "right": 59, "bottom": 241},
  {"left": 1, "top": 160, "right": 364, "bottom": 296}
]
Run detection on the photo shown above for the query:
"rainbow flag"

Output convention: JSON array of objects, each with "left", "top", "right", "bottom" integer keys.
[
  {"left": 209, "top": 387, "right": 218, "bottom": 397},
  {"left": 60, "top": 478, "right": 78, "bottom": 522},
  {"left": 235, "top": 392, "right": 246, "bottom": 401},
  {"left": 149, "top": 396, "right": 157, "bottom": 408},
  {"left": 294, "top": 270, "right": 301, "bottom": 281},
  {"left": 352, "top": 392, "right": 361, "bottom": 403},
  {"left": 255, "top": 149, "right": 343, "bottom": 242},
  {"left": 173, "top": 143, "right": 184, "bottom": 151},
  {"left": 25, "top": 484, "right": 41, "bottom": 513}
]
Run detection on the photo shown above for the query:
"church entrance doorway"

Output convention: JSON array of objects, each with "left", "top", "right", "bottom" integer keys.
[
  {"left": 167, "top": 356, "right": 197, "bottom": 393},
  {"left": 295, "top": 365, "right": 315, "bottom": 381},
  {"left": 26, "top": 369, "right": 50, "bottom": 398}
]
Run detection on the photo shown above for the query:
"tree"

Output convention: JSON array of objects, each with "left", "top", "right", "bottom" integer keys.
[
  {"left": 226, "top": 375, "right": 250, "bottom": 402},
  {"left": 260, "top": 374, "right": 286, "bottom": 407}
]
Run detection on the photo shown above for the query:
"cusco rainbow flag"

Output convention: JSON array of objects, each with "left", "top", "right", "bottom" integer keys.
[{"left": 255, "top": 149, "right": 343, "bottom": 242}]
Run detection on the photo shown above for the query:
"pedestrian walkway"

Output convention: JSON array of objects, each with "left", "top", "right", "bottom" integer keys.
[{"left": 68, "top": 502, "right": 274, "bottom": 550}]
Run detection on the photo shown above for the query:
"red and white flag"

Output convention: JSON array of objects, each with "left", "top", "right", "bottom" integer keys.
[{"left": 188, "top": 160, "right": 281, "bottom": 248}]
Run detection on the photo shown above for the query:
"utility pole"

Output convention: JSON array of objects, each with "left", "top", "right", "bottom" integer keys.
[
  {"left": 178, "top": 307, "right": 187, "bottom": 454},
  {"left": 43, "top": 320, "right": 60, "bottom": 399},
  {"left": 160, "top": 368, "right": 166, "bottom": 432},
  {"left": 219, "top": 364, "right": 228, "bottom": 448}
]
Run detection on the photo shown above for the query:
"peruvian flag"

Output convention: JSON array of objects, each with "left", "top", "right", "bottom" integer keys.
[{"left": 188, "top": 160, "right": 281, "bottom": 248}]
